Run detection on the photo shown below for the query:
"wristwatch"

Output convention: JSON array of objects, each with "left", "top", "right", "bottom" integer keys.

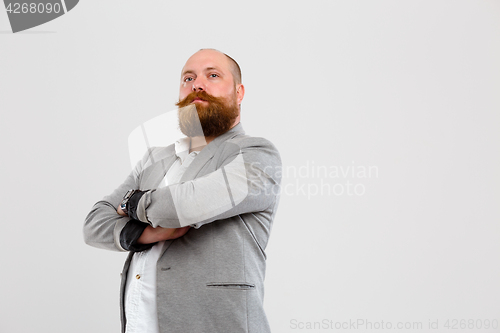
[{"left": 120, "top": 189, "right": 139, "bottom": 216}]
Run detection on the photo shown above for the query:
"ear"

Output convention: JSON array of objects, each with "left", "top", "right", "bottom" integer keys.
[{"left": 236, "top": 84, "right": 245, "bottom": 105}]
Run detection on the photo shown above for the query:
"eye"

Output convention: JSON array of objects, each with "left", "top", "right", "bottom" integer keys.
[
  {"left": 209, "top": 73, "right": 219, "bottom": 78},
  {"left": 184, "top": 77, "right": 194, "bottom": 82}
]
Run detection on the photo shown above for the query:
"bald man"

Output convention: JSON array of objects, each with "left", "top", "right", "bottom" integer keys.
[{"left": 84, "top": 49, "right": 282, "bottom": 333}]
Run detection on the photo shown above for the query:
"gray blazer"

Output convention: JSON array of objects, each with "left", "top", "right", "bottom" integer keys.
[{"left": 83, "top": 123, "right": 282, "bottom": 333}]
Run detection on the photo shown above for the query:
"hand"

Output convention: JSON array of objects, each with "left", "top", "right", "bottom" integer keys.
[
  {"left": 117, "top": 205, "right": 127, "bottom": 217},
  {"left": 166, "top": 226, "right": 191, "bottom": 239},
  {"left": 137, "top": 225, "right": 191, "bottom": 244}
]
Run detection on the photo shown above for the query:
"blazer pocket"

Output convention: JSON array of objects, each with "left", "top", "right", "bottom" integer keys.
[{"left": 206, "top": 282, "right": 256, "bottom": 290}]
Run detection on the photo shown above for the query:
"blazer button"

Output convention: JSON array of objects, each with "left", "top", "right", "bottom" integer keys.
[{"left": 136, "top": 274, "right": 141, "bottom": 279}]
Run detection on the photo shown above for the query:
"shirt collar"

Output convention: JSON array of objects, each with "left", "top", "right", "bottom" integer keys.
[{"left": 174, "top": 137, "right": 193, "bottom": 164}]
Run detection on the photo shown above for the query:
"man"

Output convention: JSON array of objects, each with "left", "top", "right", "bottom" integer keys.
[{"left": 83, "top": 49, "right": 282, "bottom": 333}]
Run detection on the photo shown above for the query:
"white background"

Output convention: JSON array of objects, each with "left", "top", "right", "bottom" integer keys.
[{"left": 1, "top": 1, "right": 499, "bottom": 332}]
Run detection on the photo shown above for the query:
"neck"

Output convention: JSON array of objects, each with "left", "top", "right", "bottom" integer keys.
[
  {"left": 189, "top": 135, "right": 212, "bottom": 153},
  {"left": 188, "top": 121, "right": 240, "bottom": 154}
]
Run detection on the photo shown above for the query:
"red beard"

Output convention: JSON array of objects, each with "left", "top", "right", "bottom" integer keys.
[{"left": 176, "top": 90, "right": 239, "bottom": 138}]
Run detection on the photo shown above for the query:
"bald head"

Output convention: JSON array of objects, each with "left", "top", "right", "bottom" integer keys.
[
  {"left": 186, "top": 49, "right": 241, "bottom": 85},
  {"left": 218, "top": 51, "right": 242, "bottom": 85}
]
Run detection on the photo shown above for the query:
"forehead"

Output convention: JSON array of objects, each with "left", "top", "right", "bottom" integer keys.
[{"left": 181, "top": 50, "right": 231, "bottom": 75}]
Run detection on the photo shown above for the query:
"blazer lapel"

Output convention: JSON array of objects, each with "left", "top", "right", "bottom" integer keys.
[
  {"left": 179, "top": 123, "right": 246, "bottom": 182},
  {"left": 141, "top": 151, "right": 178, "bottom": 190}
]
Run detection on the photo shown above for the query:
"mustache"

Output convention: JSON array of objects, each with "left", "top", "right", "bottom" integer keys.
[{"left": 176, "top": 91, "right": 225, "bottom": 107}]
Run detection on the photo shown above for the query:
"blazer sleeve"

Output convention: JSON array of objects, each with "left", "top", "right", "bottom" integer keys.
[
  {"left": 134, "top": 137, "right": 282, "bottom": 229},
  {"left": 83, "top": 149, "right": 152, "bottom": 252}
]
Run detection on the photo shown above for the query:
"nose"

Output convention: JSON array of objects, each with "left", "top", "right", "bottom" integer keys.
[{"left": 191, "top": 77, "right": 206, "bottom": 92}]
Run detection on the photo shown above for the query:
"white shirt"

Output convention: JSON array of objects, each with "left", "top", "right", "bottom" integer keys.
[{"left": 124, "top": 137, "right": 199, "bottom": 333}]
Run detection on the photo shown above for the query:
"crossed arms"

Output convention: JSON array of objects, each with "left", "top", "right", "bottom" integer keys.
[
  {"left": 116, "top": 203, "right": 190, "bottom": 246},
  {"left": 83, "top": 137, "right": 282, "bottom": 252}
]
